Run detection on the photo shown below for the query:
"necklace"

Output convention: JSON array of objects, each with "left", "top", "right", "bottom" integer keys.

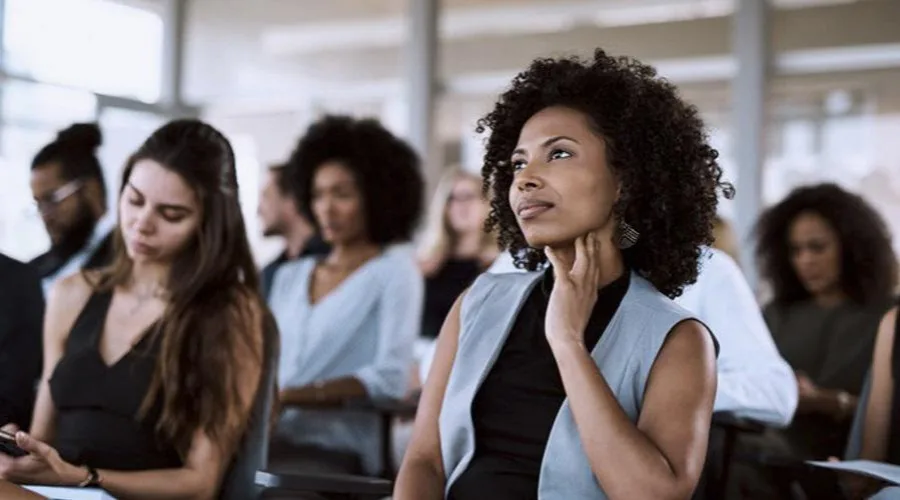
[{"left": 127, "top": 282, "right": 166, "bottom": 316}]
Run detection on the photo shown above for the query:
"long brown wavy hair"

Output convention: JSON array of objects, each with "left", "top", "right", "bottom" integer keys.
[{"left": 91, "top": 119, "right": 264, "bottom": 456}]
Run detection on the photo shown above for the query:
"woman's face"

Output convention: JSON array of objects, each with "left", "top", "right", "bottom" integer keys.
[
  {"left": 446, "top": 176, "right": 486, "bottom": 235},
  {"left": 311, "top": 161, "right": 367, "bottom": 245},
  {"left": 119, "top": 159, "right": 201, "bottom": 264},
  {"left": 788, "top": 210, "right": 842, "bottom": 297},
  {"left": 508, "top": 106, "right": 620, "bottom": 249}
]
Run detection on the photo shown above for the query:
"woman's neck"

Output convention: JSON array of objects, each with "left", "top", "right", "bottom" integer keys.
[
  {"left": 813, "top": 288, "right": 847, "bottom": 308},
  {"left": 451, "top": 231, "right": 483, "bottom": 260},
  {"left": 550, "top": 238, "right": 625, "bottom": 288},
  {"left": 324, "top": 241, "right": 381, "bottom": 270},
  {"left": 128, "top": 261, "right": 170, "bottom": 296}
]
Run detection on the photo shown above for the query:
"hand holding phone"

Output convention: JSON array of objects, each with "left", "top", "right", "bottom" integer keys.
[{"left": 0, "top": 429, "right": 28, "bottom": 457}]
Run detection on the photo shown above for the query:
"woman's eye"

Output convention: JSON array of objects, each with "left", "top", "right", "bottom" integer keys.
[
  {"left": 511, "top": 159, "right": 526, "bottom": 172},
  {"left": 128, "top": 198, "right": 142, "bottom": 206},
  {"left": 549, "top": 149, "right": 572, "bottom": 161}
]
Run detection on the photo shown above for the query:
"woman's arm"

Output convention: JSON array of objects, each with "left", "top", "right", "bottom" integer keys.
[
  {"left": 551, "top": 320, "right": 716, "bottom": 500},
  {"left": 860, "top": 306, "right": 897, "bottom": 461},
  {"left": 28, "top": 274, "right": 95, "bottom": 441},
  {"left": 393, "top": 292, "right": 463, "bottom": 500}
]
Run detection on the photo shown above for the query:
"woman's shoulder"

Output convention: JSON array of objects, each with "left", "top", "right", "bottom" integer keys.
[{"left": 49, "top": 271, "right": 96, "bottom": 309}]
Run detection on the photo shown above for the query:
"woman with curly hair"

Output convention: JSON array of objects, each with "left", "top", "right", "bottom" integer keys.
[
  {"left": 268, "top": 115, "right": 424, "bottom": 479},
  {"left": 395, "top": 49, "right": 730, "bottom": 500},
  {"left": 755, "top": 183, "right": 897, "bottom": 459}
]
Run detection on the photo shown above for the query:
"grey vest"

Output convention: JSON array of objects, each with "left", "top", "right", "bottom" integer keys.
[{"left": 439, "top": 270, "right": 698, "bottom": 499}]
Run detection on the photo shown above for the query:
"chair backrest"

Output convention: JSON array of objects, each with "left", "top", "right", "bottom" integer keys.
[
  {"left": 844, "top": 370, "right": 873, "bottom": 460},
  {"left": 219, "top": 312, "right": 279, "bottom": 500}
]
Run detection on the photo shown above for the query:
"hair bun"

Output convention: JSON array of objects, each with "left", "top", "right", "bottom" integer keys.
[{"left": 56, "top": 123, "right": 103, "bottom": 152}]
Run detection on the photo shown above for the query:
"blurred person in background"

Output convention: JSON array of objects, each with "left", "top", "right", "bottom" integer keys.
[
  {"left": 0, "top": 254, "right": 44, "bottom": 430},
  {"left": 258, "top": 163, "right": 329, "bottom": 300},
  {"left": 269, "top": 115, "right": 424, "bottom": 482},
  {"left": 29, "top": 123, "right": 114, "bottom": 295},
  {"left": 416, "top": 167, "right": 498, "bottom": 381},
  {"left": 755, "top": 182, "right": 897, "bottom": 459},
  {"left": 677, "top": 246, "right": 798, "bottom": 428},
  {"left": 0, "top": 120, "right": 265, "bottom": 499},
  {"left": 396, "top": 49, "right": 724, "bottom": 500}
]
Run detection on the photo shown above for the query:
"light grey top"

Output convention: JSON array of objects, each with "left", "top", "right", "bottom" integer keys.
[
  {"left": 269, "top": 244, "right": 423, "bottom": 475},
  {"left": 439, "top": 270, "right": 703, "bottom": 499}
]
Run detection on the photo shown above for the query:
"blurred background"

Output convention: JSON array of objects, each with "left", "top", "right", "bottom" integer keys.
[{"left": 0, "top": 0, "right": 898, "bottom": 288}]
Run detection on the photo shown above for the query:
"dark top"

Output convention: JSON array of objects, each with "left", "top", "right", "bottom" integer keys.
[
  {"left": 448, "top": 270, "right": 630, "bottom": 500},
  {"left": 30, "top": 231, "right": 114, "bottom": 280},
  {"left": 422, "top": 259, "right": 483, "bottom": 340},
  {"left": 889, "top": 303, "right": 900, "bottom": 465},
  {"left": 0, "top": 254, "right": 45, "bottom": 428},
  {"left": 260, "top": 235, "right": 330, "bottom": 301},
  {"left": 49, "top": 291, "right": 181, "bottom": 470},
  {"left": 765, "top": 299, "right": 889, "bottom": 458}
]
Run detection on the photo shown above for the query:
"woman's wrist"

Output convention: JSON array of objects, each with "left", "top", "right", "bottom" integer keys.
[{"left": 61, "top": 463, "right": 90, "bottom": 487}]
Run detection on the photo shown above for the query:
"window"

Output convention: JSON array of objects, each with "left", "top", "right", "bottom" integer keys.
[{"left": 3, "top": 0, "right": 164, "bottom": 102}]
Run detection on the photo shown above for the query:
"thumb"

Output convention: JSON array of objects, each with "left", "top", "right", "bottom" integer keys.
[{"left": 16, "top": 432, "right": 51, "bottom": 457}]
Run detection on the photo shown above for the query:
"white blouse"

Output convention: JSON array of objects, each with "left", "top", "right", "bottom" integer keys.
[{"left": 268, "top": 244, "right": 423, "bottom": 475}]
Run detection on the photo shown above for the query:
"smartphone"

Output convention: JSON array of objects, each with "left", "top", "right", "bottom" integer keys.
[{"left": 0, "top": 429, "right": 27, "bottom": 457}]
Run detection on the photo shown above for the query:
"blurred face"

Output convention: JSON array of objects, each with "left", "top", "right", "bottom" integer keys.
[
  {"left": 509, "top": 106, "right": 620, "bottom": 249},
  {"left": 31, "top": 163, "right": 96, "bottom": 246},
  {"left": 119, "top": 159, "right": 201, "bottom": 264},
  {"left": 311, "top": 161, "right": 366, "bottom": 245},
  {"left": 446, "top": 176, "right": 486, "bottom": 235},
  {"left": 257, "top": 169, "right": 297, "bottom": 237},
  {"left": 788, "top": 211, "right": 842, "bottom": 297}
]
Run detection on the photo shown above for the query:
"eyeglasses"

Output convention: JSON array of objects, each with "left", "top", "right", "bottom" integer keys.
[{"left": 33, "top": 179, "right": 84, "bottom": 215}]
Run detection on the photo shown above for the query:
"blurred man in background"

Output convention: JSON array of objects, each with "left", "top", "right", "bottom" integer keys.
[
  {"left": 29, "top": 123, "right": 114, "bottom": 293},
  {"left": 258, "top": 163, "right": 328, "bottom": 299}
]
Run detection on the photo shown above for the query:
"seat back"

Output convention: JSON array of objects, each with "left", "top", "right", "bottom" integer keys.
[
  {"left": 219, "top": 312, "right": 279, "bottom": 500},
  {"left": 844, "top": 370, "right": 873, "bottom": 460}
]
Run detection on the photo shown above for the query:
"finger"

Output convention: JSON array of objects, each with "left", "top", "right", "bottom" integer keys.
[
  {"left": 572, "top": 236, "right": 588, "bottom": 279},
  {"left": 15, "top": 432, "right": 50, "bottom": 457},
  {"left": 544, "top": 247, "right": 566, "bottom": 280},
  {"left": 1, "top": 423, "right": 19, "bottom": 434},
  {"left": 587, "top": 232, "right": 601, "bottom": 284}
]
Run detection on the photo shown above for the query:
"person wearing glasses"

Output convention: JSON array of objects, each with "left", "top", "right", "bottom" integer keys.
[{"left": 29, "top": 123, "right": 115, "bottom": 294}]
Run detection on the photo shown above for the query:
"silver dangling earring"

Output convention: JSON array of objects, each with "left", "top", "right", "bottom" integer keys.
[{"left": 616, "top": 220, "right": 640, "bottom": 249}]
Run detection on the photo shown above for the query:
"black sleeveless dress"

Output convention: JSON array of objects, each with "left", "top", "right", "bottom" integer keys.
[{"left": 48, "top": 291, "right": 181, "bottom": 470}]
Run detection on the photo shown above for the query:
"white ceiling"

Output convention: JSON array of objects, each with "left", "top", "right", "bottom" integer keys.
[{"left": 182, "top": 0, "right": 900, "bottom": 109}]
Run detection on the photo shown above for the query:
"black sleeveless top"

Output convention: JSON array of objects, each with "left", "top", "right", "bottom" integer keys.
[
  {"left": 448, "top": 270, "right": 630, "bottom": 500},
  {"left": 422, "top": 259, "right": 483, "bottom": 340},
  {"left": 49, "top": 291, "right": 181, "bottom": 470}
]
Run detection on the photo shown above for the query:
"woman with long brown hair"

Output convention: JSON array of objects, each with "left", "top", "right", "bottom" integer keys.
[{"left": 0, "top": 119, "right": 265, "bottom": 499}]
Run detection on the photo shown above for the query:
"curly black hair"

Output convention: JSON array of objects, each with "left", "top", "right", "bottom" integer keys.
[
  {"left": 285, "top": 115, "right": 424, "bottom": 245},
  {"left": 755, "top": 182, "right": 897, "bottom": 307},
  {"left": 477, "top": 49, "right": 732, "bottom": 298}
]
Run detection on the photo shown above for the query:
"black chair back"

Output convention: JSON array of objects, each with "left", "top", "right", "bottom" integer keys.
[{"left": 219, "top": 312, "right": 279, "bottom": 500}]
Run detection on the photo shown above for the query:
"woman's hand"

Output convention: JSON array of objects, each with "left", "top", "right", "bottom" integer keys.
[
  {"left": 0, "top": 431, "right": 85, "bottom": 487},
  {"left": 544, "top": 232, "right": 602, "bottom": 349}
]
